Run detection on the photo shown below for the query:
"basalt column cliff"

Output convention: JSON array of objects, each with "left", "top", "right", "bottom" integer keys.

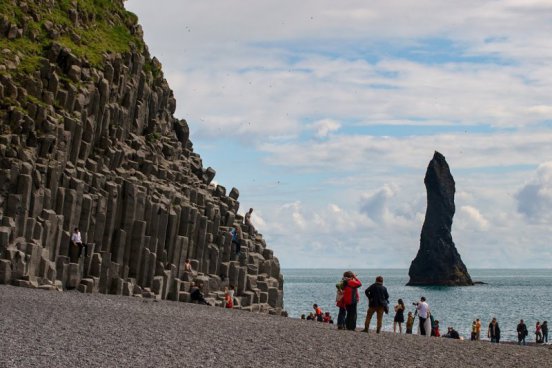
[
  {"left": 0, "top": 0, "right": 284, "bottom": 313},
  {"left": 407, "top": 151, "right": 473, "bottom": 286}
]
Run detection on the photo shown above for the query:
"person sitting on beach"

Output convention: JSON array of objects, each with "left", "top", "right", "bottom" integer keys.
[
  {"left": 306, "top": 313, "right": 315, "bottom": 321},
  {"left": 536, "top": 321, "right": 543, "bottom": 343},
  {"left": 323, "top": 312, "right": 333, "bottom": 324},
  {"left": 244, "top": 208, "right": 256, "bottom": 235},
  {"left": 301, "top": 314, "right": 306, "bottom": 320},
  {"left": 342, "top": 271, "right": 362, "bottom": 331},
  {"left": 406, "top": 311, "right": 414, "bottom": 334},
  {"left": 432, "top": 320, "right": 441, "bottom": 337},
  {"left": 444, "top": 327, "right": 460, "bottom": 339},
  {"left": 542, "top": 321, "right": 548, "bottom": 343},
  {"left": 517, "top": 319, "right": 528, "bottom": 345},
  {"left": 488, "top": 318, "right": 500, "bottom": 343},
  {"left": 335, "top": 281, "right": 347, "bottom": 330},
  {"left": 393, "top": 299, "right": 405, "bottom": 333},
  {"left": 190, "top": 282, "right": 210, "bottom": 305},
  {"left": 313, "top": 304, "right": 323, "bottom": 322},
  {"left": 363, "top": 276, "right": 389, "bottom": 334},
  {"left": 224, "top": 285, "right": 235, "bottom": 309}
]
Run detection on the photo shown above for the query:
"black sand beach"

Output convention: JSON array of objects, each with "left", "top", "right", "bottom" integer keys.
[{"left": 1, "top": 285, "right": 551, "bottom": 368}]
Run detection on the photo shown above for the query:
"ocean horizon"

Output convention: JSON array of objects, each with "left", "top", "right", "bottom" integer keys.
[{"left": 282, "top": 268, "right": 552, "bottom": 342}]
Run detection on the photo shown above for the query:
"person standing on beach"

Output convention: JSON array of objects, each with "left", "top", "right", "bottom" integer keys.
[
  {"left": 415, "top": 297, "right": 430, "bottom": 337},
  {"left": 475, "top": 318, "right": 482, "bottom": 340},
  {"left": 488, "top": 318, "right": 500, "bottom": 343},
  {"left": 517, "top": 319, "right": 528, "bottom": 345},
  {"left": 341, "top": 271, "right": 362, "bottom": 331},
  {"left": 393, "top": 299, "right": 405, "bottom": 333},
  {"left": 471, "top": 321, "right": 477, "bottom": 341},
  {"left": 542, "top": 321, "right": 548, "bottom": 343},
  {"left": 363, "top": 276, "right": 389, "bottom": 333},
  {"left": 335, "top": 281, "right": 347, "bottom": 330},
  {"left": 406, "top": 311, "right": 414, "bottom": 334},
  {"left": 535, "top": 321, "right": 543, "bottom": 343}
]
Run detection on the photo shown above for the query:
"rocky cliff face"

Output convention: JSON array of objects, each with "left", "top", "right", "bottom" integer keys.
[
  {"left": 0, "top": 0, "right": 284, "bottom": 313},
  {"left": 407, "top": 151, "right": 473, "bottom": 286}
]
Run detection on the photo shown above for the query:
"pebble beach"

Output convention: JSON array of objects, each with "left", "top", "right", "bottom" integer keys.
[{"left": 1, "top": 285, "right": 551, "bottom": 368}]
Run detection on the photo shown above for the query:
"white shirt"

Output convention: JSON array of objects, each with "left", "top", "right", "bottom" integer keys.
[
  {"left": 71, "top": 231, "right": 82, "bottom": 243},
  {"left": 417, "top": 301, "right": 429, "bottom": 318}
]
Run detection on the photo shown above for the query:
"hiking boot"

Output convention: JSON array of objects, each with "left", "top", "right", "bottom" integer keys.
[{"left": 362, "top": 328, "right": 369, "bottom": 333}]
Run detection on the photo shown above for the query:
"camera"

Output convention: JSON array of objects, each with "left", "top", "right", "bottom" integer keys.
[{"left": 412, "top": 302, "right": 419, "bottom": 306}]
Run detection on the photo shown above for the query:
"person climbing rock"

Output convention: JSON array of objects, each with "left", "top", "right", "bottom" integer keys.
[
  {"left": 71, "top": 227, "right": 87, "bottom": 260},
  {"left": 245, "top": 208, "right": 256, "bottom": 235},
  {"left": 230, "top": 227, "right": 242, "bottom": 256}
]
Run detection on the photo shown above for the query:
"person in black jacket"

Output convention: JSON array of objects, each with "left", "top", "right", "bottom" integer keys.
[
  {"left": 362, "top": 275, "right": 389, "bottom": 333},
  {"left": 488, "top": 317, "right": 500, "bottom": 343},
  {"left": 190, "top": 282, "right": 210, "bottom": 306},
  {"left": 517, "top": 319, "right": 528, "bottom": 345}
]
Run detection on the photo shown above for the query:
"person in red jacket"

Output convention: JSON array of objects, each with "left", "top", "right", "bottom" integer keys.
[
  {"left": 341, "top": 271, "right": 362, "bottom": 331},
  {"left": 224, "top": 285, "right": 235, "bottom": 308},
  {"left": 313, "top": 304, "right": 323, "bottom": 321}
]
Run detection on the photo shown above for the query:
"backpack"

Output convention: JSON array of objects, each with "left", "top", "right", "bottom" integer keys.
[{"left": 336, "top": 289, "right": 343, "bottom": 303}]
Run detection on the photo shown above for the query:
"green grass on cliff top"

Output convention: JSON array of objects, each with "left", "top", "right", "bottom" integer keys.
[{"left": 0, "top": 0, "right": 144, "bottom": 74}]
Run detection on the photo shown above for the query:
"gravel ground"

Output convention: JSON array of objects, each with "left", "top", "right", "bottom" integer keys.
[{"left": 1, "top": 285, "right": 551, "bottom": 368}]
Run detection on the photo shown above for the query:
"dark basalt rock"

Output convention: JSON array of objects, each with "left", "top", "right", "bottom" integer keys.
[
  {"left": 0, "top": 0, "right": 285, "bottom": 314},
  {"left": 407, "top": 151, "right": 473, "bottom": 286}
]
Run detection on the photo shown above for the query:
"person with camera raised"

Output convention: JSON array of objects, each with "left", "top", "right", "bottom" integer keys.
[
  {"left": 414, "top": 296, "right": 430, "bottom": 337},
  {"left": 363, "top": 275, "right": 389, "bottom": 333}
]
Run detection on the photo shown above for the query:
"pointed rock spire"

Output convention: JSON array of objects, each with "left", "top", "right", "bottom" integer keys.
[{"left": 407, "top": 151, "right": 473, "bottom": 286}]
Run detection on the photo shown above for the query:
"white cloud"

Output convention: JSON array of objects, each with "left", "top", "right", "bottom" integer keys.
[
  {"left": 128, "top": 0, "right": 552, "bottom": 142},
  {"left": 125, "top": 0, "right": 552, "bottom": 268},
  {"left": 457, "top": 205, "right": 490, "bottom": 231},
  {"left": 516, "top": 162, "right": 552, "bottom": 222},
  {"left": 260, "top": 131, "right": 552, "bottom": 172},
  {"left": 310, "top": 119, "right": 341, "bottom": 139},
  {"left": 359, "top": 185, "right": 397, "bottom": 223}
]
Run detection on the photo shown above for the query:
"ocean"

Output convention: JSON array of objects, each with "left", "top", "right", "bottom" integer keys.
[{"left": 282, "top": 269, "right": 552, "bottom": 342}]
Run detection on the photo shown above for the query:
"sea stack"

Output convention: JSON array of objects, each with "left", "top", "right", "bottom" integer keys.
[{"left": 407, "top": 151, "right": 473, "bottom": 286}]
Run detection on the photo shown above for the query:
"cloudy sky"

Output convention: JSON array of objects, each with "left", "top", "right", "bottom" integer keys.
[{"left": 126, "top": 1, "right": 552, "bottom": 269}]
